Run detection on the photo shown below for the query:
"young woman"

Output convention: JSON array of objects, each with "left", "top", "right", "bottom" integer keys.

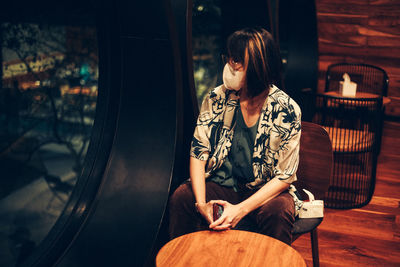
[{"left": 169, "top": 27, "right": 301, "bottom": 245}]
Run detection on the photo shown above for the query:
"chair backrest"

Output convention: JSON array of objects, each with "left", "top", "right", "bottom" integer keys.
[
  {"left": 294, "top": 121, "right": 333, "bottom": 201},
  {"left": 325, "top": 63, "right": 389, "bottom": 97}
]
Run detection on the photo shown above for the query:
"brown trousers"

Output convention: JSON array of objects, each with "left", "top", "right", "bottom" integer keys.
[{"left": 168, "top": 181, "right": 295, "bottom": 245}]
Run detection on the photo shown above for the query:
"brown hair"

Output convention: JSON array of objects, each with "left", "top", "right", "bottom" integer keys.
[{"left": 226, "top": 27, "right": 283, "bottom": 97}]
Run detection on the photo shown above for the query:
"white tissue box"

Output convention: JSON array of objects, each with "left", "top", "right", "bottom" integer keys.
[
  {"left": 339, "top": 81, "right": 357, "bottom": 97},
  {"left": 298, "top": 189, "right": 324, "bottom": 218},
  {"left": 299, "top": 200, "right": 324, "bottom": 218},
  {"left": 339, "top": 73, "right": 357, "bottom": 97}
]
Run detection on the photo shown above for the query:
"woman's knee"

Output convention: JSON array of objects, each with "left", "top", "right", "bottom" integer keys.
[
  {"left": 169, "top": 183, "right": 195, "bottom": 209},
  {"left": 256, "top": 194, "right": 295, "bottom": 225}
]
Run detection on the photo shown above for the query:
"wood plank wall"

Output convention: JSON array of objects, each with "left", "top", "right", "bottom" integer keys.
[{"left": 315, "top": 0, "right": 400, "bottom": 118}]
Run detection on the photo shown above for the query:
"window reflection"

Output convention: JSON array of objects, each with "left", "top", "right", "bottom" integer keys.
[
  {"left": 192, "top": 0, "right": 223, "bottom": 106},
  {"left": 0, "top": 22, "right": 97, "bottom": 266}
]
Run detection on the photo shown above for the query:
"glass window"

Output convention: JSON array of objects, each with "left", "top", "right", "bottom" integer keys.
[
  {"left": 0, "top": 22, "right": 97, "bottom": 266},
  {"left": 192, "top": 0, "right": 223, "bottom": 106}
]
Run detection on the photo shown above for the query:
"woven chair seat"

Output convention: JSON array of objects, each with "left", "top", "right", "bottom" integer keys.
[{"left": 324, "top": 126, "right": 374, "bottom": 152}]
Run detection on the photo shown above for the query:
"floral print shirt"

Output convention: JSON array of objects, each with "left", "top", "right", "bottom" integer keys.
[{"left": 190, "top": 84, "right": 302, "bottom": 190}]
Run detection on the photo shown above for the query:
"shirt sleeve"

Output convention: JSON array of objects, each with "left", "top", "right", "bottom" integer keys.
[
  {"left": 273, "top": 102, "right": 302, "bottom": 184},
  {"left": 190, "top": 94, "right": 212, "bottom": 161}
]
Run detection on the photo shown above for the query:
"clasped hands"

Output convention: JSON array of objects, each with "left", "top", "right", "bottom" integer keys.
[{"left": 196, "top": 200, "right": 247, "bottom": 231}]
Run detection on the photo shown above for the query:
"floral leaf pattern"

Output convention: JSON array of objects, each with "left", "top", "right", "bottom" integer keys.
[{"left": 191, "top": 84, "right": 301, "bottom": 191}]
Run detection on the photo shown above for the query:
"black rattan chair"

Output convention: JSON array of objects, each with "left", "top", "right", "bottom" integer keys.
[
  {"left": 325, "top": 63, "right": 389, "bottom": 155},
  {"left": 312, "top": 94, "right": 383, "bottom": 209}
]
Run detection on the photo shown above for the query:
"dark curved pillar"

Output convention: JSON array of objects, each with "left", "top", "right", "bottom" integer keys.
[{"left": 52, "top": 1, "right": 184, "bottom": 267}]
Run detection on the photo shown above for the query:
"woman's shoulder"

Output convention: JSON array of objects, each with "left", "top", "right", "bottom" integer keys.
[
  {"left": 200, "top": 85, "right": 230, "bottom": 106},
  {"left": 267, "top": 85, "right": 301, "bottom": 118},
  {"left": 207, "top": 84, "right": 228, "bottom": 99},
  {"left": 269, "top": 85, "right": 301, "bottom": 113},
  {"left": 198, "top": 85, "right": 229, "bottom": 115}
]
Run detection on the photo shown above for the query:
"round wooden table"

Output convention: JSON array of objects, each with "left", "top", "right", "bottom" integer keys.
[{"left": 156, "top": 230, "right": 306, "bottom": 267}]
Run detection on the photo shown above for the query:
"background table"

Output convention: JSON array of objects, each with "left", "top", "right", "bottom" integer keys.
[
  {"left": 156, "top": 230, "right": 306, "bottom": 267},
  {"left": 324, "top": 91, "right": 391, "bottom": 106}
]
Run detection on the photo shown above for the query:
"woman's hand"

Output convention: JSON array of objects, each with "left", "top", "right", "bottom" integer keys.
[
  {"left": 195, "top": 202, "right": 214, "bottom": 225},
  {"left": 208, "top": 200, "right": 248, "bottom": 231}
]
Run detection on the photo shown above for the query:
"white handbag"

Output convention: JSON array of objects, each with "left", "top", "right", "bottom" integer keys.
[{"left": 298, "top": 189, "right": 324, "bottom": 219}]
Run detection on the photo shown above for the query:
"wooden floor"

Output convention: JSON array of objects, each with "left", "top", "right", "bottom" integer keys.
[{"left": 292, "top": 121, "right": 400, "bottom": 266}]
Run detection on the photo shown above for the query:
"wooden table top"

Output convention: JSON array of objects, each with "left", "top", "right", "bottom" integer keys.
[
  {"left": 324, "top": 91, "right": 391, "bottom": 105},
  {"left": 156, "top": 230, "right": 306, "bottom": 267}
]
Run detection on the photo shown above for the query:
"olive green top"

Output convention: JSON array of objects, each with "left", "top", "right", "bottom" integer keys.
[{"left": 210, "top": 105, "right": 260, "bottom": 191}]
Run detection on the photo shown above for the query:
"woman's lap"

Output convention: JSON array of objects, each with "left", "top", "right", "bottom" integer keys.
[{"left": 168, "top": 180, "right": 295, "bottom": 244}]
